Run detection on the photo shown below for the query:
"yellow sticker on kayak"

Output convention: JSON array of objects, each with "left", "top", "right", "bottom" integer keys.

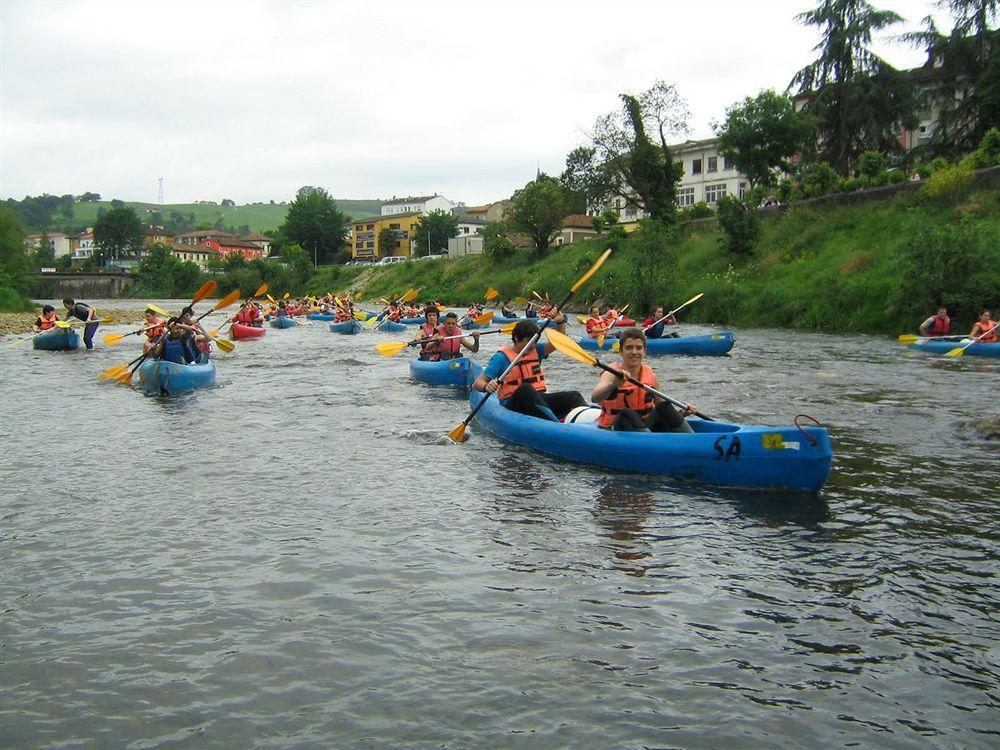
[{"left": 762, "top": 433, "right": 786, "bottom": 450}]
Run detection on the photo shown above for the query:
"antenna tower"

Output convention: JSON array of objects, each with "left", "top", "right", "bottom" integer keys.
[{"left": 158, "top": 177, "right": 164, "bottom": 205}]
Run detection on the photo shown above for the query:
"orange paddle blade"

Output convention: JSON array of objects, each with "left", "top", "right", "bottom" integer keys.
[
  {"left": 447, "top": 423, "right": 469, "bottom": 443},
  {"left": 193, "top": 280, "right": 217, "bottom": 303},
  {"left": 213, "top": 289, "right": 242, "bottom": 310}
]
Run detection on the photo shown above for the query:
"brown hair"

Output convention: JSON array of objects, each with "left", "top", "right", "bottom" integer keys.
[{"left": 617, "top": 327, "right": 647, "bottom": 349}]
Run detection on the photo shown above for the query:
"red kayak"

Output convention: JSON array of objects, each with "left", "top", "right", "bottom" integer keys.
[
  {"left": 286, "top": 308, "right": 304, "bottom": 316},
  {"left": 231, "top": 322, "right": 266, "bottom": 340},
  {"left": 613, "top": 317, "right": 636, "bottom": 327}
]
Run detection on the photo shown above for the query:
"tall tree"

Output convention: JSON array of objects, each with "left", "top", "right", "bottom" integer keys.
[
  {"left": 559, "top": 146, "right": 615, "bottom": 214},
  {"left": 510, "top": 175, "right": 569, "bottom": 254},
  {"left": 589, "top": 81, "right": 688, "bottom": 223},
  {"left": 790, "top": 0, "right": 917, "bottom": 174},
  {"left": 93, "top": 206, "right": 143, "bottom": 266},
  {"left": 278, "top": 187, "right": 349, "bottom": 264},
  {"left": 716, "top": 90, "right": 817, "bottom": 189},
  {"left": 411, "top": 210, "right": 459, "bottom": 256}
]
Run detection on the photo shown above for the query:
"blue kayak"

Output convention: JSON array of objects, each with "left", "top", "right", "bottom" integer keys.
[
  {"left": 907, "top": 339, "right": 1000, "bottom": 358},
  {"left": 576, "top": 331, "right": 735, "bottom": 356},
  {"left": 410, "top": 356, "right": 483, "bottom": 388},
  {"left": 375, "top": 320, "right": 408, "bottom": 333},
  {"left": 32, "top": 327, "right": 80, "bottom": 351},
  {"left": 136, "top": 359, "right": 216, "bottom": 395},
  {"left": 269, "top": 317, "right": 297, "bottom": 329},
  {"left": 329, "top": 319, "right": 364, "bottom": 334},
  {"left": 401, "top": 316, "right": 426, "bottom": 325},
  {"left": 468, "top": 392, "right": 832, "bottom": 492},
  {"left": 495, "top": 315, "right": 550, "bottom": 325},
  {"left": 307, "top": 312, "right": 336, "bottom": 321}
]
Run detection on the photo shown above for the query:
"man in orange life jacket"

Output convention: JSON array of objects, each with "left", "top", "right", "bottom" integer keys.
[
  {"left": 33, "top": 305, "right": 59, "bottom": 332},
  {"left": 591, "top": 327, "right": 694, "bottom": 432},
  {"left": 918, "top": 307, "right": 951, "bottom": 337},
  {"left": 472, "top": 316, "right": 586, "bottom": 421}
]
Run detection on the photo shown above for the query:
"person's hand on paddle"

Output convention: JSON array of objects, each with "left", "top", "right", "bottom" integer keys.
[{"left": 483, "top": 379, "right": 500, "bottom": 395}]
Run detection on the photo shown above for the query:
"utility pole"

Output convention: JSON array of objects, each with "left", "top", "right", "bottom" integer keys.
[
  {"left": 427, "top": 230, "right": 431, "bottom": 257},
  {"left": 313, "top": 241, "right": 318, "bottom": 268}
]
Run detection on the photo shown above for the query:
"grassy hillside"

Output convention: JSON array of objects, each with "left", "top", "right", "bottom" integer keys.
[
  {"left": 331, "top": 183, "right": 1000, "bottom": 335},
  {"left": 49, "top": 198, "right": 381, "bottom": 233}
]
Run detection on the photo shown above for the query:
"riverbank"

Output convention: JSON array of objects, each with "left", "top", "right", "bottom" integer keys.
[{"left": 0, "top": 309, "right": 145, "bottom": 337}]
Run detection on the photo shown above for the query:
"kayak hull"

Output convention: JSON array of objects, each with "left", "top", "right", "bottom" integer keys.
[
  {"left": 230, "top": 323, "right": 265, "bottom": 340},
  {"left": 136, "top": 359, "right": 216, "bottom": 395},
  {"left": 329, "top": 320, "right": 364, "bottom": 334},
  {"left": 32, "top": 327, "right": 80, "bottom": 351},
  {"left": 269, "top": 317, "right": 297, "bottom": 329},
  {"left": 307, "top": 313, "right": 336, "bottom": 321},
  {"left": 907, "top": 339, "right": 1000, "bottom": 358},
  {"left": 494, "top": 316, "right": 550, "bottom": 325},
  {"left": 410, "top": 356, "right": 483, "bottom": 388},
  {"left": 468, "top": 392, "right": 832, "bottom": 492},
  {"left": 577, "top": 332, "right": 735, "bottom": 356},
  {"left": 376, "top": 320, "right": 408, "bottom": 333},
  {"left": 400, "top": 316, "right": 426, "bottom": 325}
]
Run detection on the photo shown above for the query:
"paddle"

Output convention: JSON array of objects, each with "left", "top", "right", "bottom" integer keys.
[
  {"left": 376, "top": 323, "right": 517, "bottom": 357},
  {"left": 485, "top": 287, "right": 500, "bottom": 301},
  {"left": 611, "top": 293, "right": 705, "bottom": 352},
  {"left": 211, "top": 284, "right": 267, "bottom": 338},
  {"left": 944, "top": 322, "right": 999, "bottom": 357},
  {"left": 545, "top": 328, "right": 713, "bottom": 421},
  {"left": 100, "top": 352, "right": 147, "bottom": 381},
  {"left": 103, "top": 326, "right": 157, "bottom": 346},
  {"left": 897, "top": 333, "right": 965, "bottom": 345},
  {"left": 448, "top": 248, "right": 612, "bottom": 443},
  {"left": 598, "top": 304, "right": 629, "bottom": 347},
  {"left": 458, "top": 311, "right": 494, "bottom": 328},
  {"left": 7, "top": 318, "right": 114, "bottom": 347},
  {"left": 369, "top": 288, "right": 419, "bottom": 330}
]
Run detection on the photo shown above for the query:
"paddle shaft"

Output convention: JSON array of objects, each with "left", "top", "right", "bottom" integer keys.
[
  {"left": 593, "top": 358, "right": 713, "bottom": 421},
  {"left": 642, "top": 295, "right": 702, "bottom": 333},
  {"left": 410, "top": 329, "right": 495, "bottom": 347},
  {"left": 958, "top": 322, "right": 999, "bottom": 350}
]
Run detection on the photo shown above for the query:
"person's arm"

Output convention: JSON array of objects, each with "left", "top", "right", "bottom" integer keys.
[
  {"left": 462, "top": 332, "right": 480, "bottom": 353},
  {"left": 474, "top": 352, "right": 507, "bottom": 393},
  {"left": 919, "top": 317, "right": 933, "bottom": 336},
  {"left": 591, "top": 368, "right": 622, "bottom": 403},
  {"left": 542, "top": 312, "right": 568, "bottom": 356}
]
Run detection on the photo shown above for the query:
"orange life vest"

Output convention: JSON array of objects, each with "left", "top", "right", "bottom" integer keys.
[
  {"left": 334, "top": 308, "right": 351, "bottom": 322},
  {"left": 586, "top": 316, "right": 609, "bottom": 337},
  {"left": 926, "top": 314, "right": 950, "bottom": 335},
  {"left": 598, "top": 363, "right": 657, "bottom": 429},
  {"left": 972, "top": 321, "right": 998, "bottom": 342},
  {"left": 145, "top": 317, "right": 166, "bottom": 341},
  {"left": 36, "top": 314, "right": 58, "bottom": 331},
  {"left": 497, "top": 345, "right": 547, "bottom": 400}
]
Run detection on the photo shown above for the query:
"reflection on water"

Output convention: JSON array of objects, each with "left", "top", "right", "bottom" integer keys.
[{"left": 1, "top": 311, "right": 998, "bottom": 748}]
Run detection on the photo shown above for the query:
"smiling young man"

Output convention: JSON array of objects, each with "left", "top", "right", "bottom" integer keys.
[{"left": 591, "top": 327, "right": 694, "bottom": 432}]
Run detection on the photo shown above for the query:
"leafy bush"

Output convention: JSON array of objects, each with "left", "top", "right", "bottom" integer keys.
[
  {"left": 921, "top": 162, "right": 975, "bottom": 202},
  {"left": 963, "top": 127, "right": 1000, "bottom": 169},
  {"left": 680, "top": 202, "right": 714, "bottom": 220},
  {"left": 716, "top": 196, "right": 760, "bottom": 255},
  {"left": 858, "top": 151, "right": 888, "bottom": 179},
  {"left": 797, "top": 162, "right": 841, "bottom": 198}
]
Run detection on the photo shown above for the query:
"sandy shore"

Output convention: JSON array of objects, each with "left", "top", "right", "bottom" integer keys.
[{"left": 0, "top": 309, "right": 146, "bottom": 337}]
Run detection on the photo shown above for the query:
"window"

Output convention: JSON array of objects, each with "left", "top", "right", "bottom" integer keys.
[
  {"left": 389, "top": 223, "right": 400, "bottom": 230},
  {"left": 707, "top": 156, "right": 718, "bottom": 172},
  {"left": 691, "top": 158, "right": 703, "bottom": 175},
  {"left": 739, "top": 182, "right": 748, "bottom": 199},
  {"left": 723, "top": 156, "right": 732, "bottom": 171},
  {"left": 676, "top": 188, "right": 695, "bottom": 207},
  {"left": 705, "top": 183, "right": 727, "bottom": 204}
]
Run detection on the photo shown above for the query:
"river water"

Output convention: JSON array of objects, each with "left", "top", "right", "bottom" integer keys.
[{"left": 1, "top": 299, "right": 997, "bottom": 749}]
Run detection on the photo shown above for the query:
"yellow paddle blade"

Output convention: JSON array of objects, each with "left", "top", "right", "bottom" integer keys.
[
  {"left": 532, "top": 290, "right": 545, "bottom": 301},
  {"left": 499, "top": 322, "right": 517, "bottom": 334},
  {"left": 100, "top": 363, "right": 129, "bottom": 380},
  {"left": 252, "top": 283, "right": 268, "bottom": 298},
  {"left": 115, "top": 370, "right": 134, "bottom": 384},
  {"left": 147, "top": 304, "right": 172, "bottom": 318},
  {"left": 437, "top": 305, "right": 448, "bottom": 311},
  {"left": 54, "top": 320, "right": 72, "bottom": 328},
  {"left": 380, "top": 297, "right": 390, "bottom": 304},
  {"left": 102, "top": 333, "right": 126, "bottom": 345},
  {"left": 214, "top": 289, "right": 242, "bottom": 310},
  {"left": 266, "top": 294, "right": 278, "bottom": 304},
  {"left": 193, "top": 280, "right": 217, "bottom": 303},
  {"left": 375, "top": 340, "right": 410, "bottom": 357},
  {"left": 943, "top": 346, "right": 965, "bottom": 357},
  {"left": 282, "top": 292, "right": 290, "bottom": 299},
  {"left": 577, "top": 315, "right": 588, "bottom": 325},
  {"left": 485, "top": 287, "right": 499, "bottom": 300},
  {"left": 447, "top": 423, "right": 469, "bottom": 443},
  {"left": 674, "top": 292, "right": 704, "bottom": 312},
  {"left": 546, "top": 328, "right": 599, "bottom": 366},
  {"left": 598, "top": 332, "right": 607, "bottom": 347},
  {"left": 611, "top": 340, "right": 621, "bottom": 352},
  {"left": 897, "top": 334, "right": 921, "bottom": 344},
  {"left": 402, "top": 288, "right": 420, "bottom": 303},
  {"left": 570, "top": 249, "right": 612, "bottom": 293},
  {"left": 474, "top": 311, "right": 493, "bottom": 325},
  {"left": 214, "top": 337, "right": 235, "bottom": 353},
  {"left": 353, "top": 311, "right": 368, "bottom": 320}
]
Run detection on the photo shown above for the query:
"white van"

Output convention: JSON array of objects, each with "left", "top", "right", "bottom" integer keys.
[{"left": 377, "top": 256, "right": 407, "bottom": 266}]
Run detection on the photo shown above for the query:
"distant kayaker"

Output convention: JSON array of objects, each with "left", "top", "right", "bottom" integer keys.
[
  {"left": 438, "top": 312, "right": 480, "bottom": 360},
  {"left": 276, "top": 301, "right": 289, "bottom": 318},
  {"left": 473, "top": 317, "right": 586, "bottom": 421},
  {"left": 641, "top": 306, "right": 679, "bottom": 339},
  {"left": 233, "top": 300, "right": 264, "bottom": 327},
  {"left": 585, "top": 306, "right": 611, "bottom": 339},
  {"left": 62, "top": 297, "right": 98, "bottom": 349},
  {"left": 919, "top": 307, "right": 951, "bottom": 337},
  {"left": 591, "top": 327, "right": 694, "bottom": 433},
  {"left": 142, "top": 308, "right": 167, "bottom": 353},
  {"left": 501, "top": 300, "right": 516, "bottom": 317},
  {"left": 970, "top": 310, "right": 997, "bottom": 342},
  {"left": 34, "top": 304, "right": 59, "bottom": 332},
  {"left": 524, "top": 301, "right": 538, "bottom": 318},
  {"left": 415, "top": 307, "right": 444, "bottom": 361}
]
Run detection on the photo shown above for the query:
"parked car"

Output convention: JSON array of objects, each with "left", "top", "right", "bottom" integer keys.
[
  {"left": 420, "top": 254, "right": 445, "bottom": 261},
  {"left": 377, "top": 256, "right": 407, "bottom": 266}
]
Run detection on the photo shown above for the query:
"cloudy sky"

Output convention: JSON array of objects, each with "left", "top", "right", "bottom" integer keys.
[{"left": 2, "top": 0, "right": 950, "bottom": 206}]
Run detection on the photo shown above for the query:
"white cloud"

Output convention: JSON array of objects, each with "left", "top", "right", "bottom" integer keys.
[{"left": 1, "top": 0, "right": 949, "bottom": 206}]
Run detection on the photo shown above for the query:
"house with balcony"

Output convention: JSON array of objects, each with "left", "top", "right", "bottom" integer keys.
[
  {"left": 69, "top": 231, "right": 96, "bottom": 261},
  {"left": 381, "top": 195, "right": 455, "bottom": 217},
  {"left": 174, "top": 230, "right": 236, "bottom": 247},
  {"left": 351, "top": 212, "right": 422, "bottom": 260}
]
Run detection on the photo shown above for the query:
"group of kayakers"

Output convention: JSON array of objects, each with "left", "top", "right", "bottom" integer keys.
[
  {"left": 414, "top": 307, "right": 481, "bottom": 361},
  {"left": 584, "top": 305, "right": 680, "bottom": 340},
  {"left": 33, "top": 298, "right": 100, "bottom": 348},
  {"left": 918, "top": 307, "right": 997, "bottom": 342}
]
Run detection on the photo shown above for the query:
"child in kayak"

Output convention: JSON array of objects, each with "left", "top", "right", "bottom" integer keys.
[
  {"left": 34, "top": 305, "right": 59, "bottom": 332},
  {"left": 585, "top": 306, "right": 611, "bottom": 339},
  {"left": 152, "top": 321, "right": 199, "bottom": 365},
  {"left": 591, "top": 327, "right": 695, "bottom": 432},
  {"left": 919, "top": 307, "right": 951, "bottom": 337},
  {"left": 640, "top": 306, "right": 679, "bottom": 339}
]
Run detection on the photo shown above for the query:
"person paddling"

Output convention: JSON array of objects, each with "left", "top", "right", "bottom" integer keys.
[
  {"left": 591, "top": 327, "right": 695, "bottom": 432},
  {"left": 641, "top": 306, "right": 679, "bottom": 339},
  {"left": 970, "top": 310, "right": 997, "bottom": 342},
  {"left": 233, "top": 299, "right": 264, "bottom": 327},
  {"left": 34, "top": 305, "right": 59, "bottom": 332},
  {"left": 438, "top": 312, "right": 480, "bottom": 360},
  {"left": 415, "top": 307, "right": 444, "bottom": 361},
  {"left": 585, "top": 306, "right": 611, "bottom": 339},
  {"left": 141, "top": 308, "right": 167, "bottom": 353},
  {"left": 62, "top": 297, "right": 99, "bottom": 349},
  {"left": 919, "top": 307, "right": 951, "bottom": 337},
  {"left": 179, "top": 306, "right": 212, "bottom": 362},
  {"left": 472, "top": 317, "right": 586, "bottom": 422},
  {"left": 151, "top": 320, "right": 199, "bottom": 364},
  {"left": 501, "top": 299, "right": 516, "bottom": 317}
]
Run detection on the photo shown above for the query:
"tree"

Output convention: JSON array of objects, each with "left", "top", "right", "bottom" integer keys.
[
  {"left": 278, "top": 187, "right": 349, "bottom": 264},
  {"left": 478, "top": 221, "right": 516, "bottom": 262},
  {"left": 77, "top": 192, "right": 101, "bottom": 202},
  {"left": 559, "top": 146, "right": 615, "bottom": 214},
  {"left": 411, "top": 210, "right": 459, "bottom": 256},
  {"left": 716, "top": 196, "right": 760, "bottom": 255},
  {"left": 282, "top": 243, "right": 314, "bottom": 284},
  {"left": 378, "top": 228, "right": 399, "bottom": 258},
  {"left": 0, "top": 207, "right": 32, "bottom": 294},
  {"left": 510, "top": 175, "right": 569, "bottom": 254},
  {"left": 93, "top": 206, "right": 143, "bottom": 267},
  {"left": 588, "top": 81, "right": 689, "bottom": 223},
  {"left": 221, "top": 198, "right": 236, "bottom": 207},
  {"left": 715, "top": 90, "right": 816, "bottom": 188},
  {"left": 790, "top": 0, "right": 917, "bottom": 174},
  {"left": 903, "top": 2, "right": 999, "bottom": 156}
]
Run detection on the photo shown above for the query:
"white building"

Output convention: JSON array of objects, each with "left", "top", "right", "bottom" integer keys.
[
  {"left": 25, "top": 232, "right": 71, "bottom": 258},
  {"left": 381, "top": 194, "right": 455, "bottom": 217},
  {"left": 70, "top": 231, "right": 95, "bottom": 261},
  {"left": 455, "top": 216, "right": 487, "bottom": 237},
  {"left": 447, "top": 235, "right": 484, "bottom": 258}
]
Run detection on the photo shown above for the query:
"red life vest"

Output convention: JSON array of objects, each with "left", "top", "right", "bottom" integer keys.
[
  {"left": 598, "top": 363, "right": 657, "bottom": 429},
  {"left": 439, "top": 327, "right": 463, "bottom": 359},
  {"left": 497, "top": 345, "right": 547, "bottom": 400},
  {"left": 972, "top": 321, "right": 998, "bottom": 342},
  {"left": 927, "top": 315, "right": 950, "bottom": 335},
  {"left": 236, "top": 308, "right": 260, "bottom": 325},
  {"left": 36, "top": 314, "right": 58, "bottom": 331},
  {"left": 586, "top": 316, "right": 609, "bottom": 338},
  {"left": 418, "top": 322, "right": 441, "bottom": 360},
  {"left": 145, "top": 317, "right": 166, "bottom": 341}
]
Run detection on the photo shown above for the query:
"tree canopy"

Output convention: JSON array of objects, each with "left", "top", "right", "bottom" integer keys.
[
  {"left": 411, "top": 210, "right": 459, "bottom": 256},
  {"left": 510, "top": 175, "right": 569, "bottom": 254},
  {"left": 94, "top": 206, "right": 143, "bottom": 266},
  {"left": 278, "top": 187, "right": 349, "bottom": 264}
]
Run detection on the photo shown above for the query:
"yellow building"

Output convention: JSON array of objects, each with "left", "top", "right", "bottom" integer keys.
[{"left": 351, "top": 212, "right": 422, "bottom": 260}]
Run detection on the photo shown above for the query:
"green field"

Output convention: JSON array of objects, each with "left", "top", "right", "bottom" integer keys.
[{"left": 49, "top": 198, "right": 381, "bottom": 234}]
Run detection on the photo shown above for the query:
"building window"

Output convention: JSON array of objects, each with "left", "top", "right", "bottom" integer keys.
[
  {"left": 691, "top": 158, "right": 703, "bottom": 175},
  {"left": 739, "top": 182, "right": 748, "bottom": 199},
  {"left": 389, "top": 223, "right": 400, "bottom": 230},
  {"left": 707, "top": 156, "right": 718, "bottom": 172},
  {"left": 723, "top": 156, "right": 732, "bottom": 170},
  {"left": 676, "top": 188, "right": 695, "bottom": 207},
  {"left": 705, "top": 183, "right": 727, "bottom": 204}
]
